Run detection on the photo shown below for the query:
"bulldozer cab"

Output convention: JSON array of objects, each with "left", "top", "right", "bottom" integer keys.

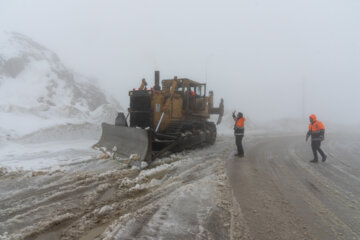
[
  {"left": 183, "top": 83, "right": 206, "bottom": 112},
  {"left": 191, "top": 83, "right": 206, "bottom": 111},
  {"left": 162, "top": 78, "right": 207, "bottom": 112}
]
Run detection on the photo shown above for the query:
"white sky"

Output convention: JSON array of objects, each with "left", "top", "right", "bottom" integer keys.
[{"left": 1, "top": 0, "right": 360, "bottom": 123}]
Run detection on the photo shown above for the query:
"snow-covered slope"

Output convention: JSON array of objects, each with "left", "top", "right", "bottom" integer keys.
[{"left": 0, "top": 31, "right": 121, "bottom": 140}]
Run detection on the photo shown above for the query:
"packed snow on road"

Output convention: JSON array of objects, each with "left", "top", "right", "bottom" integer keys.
[{"left": 0, "top": 123, "right": 248, "bottom": 239}]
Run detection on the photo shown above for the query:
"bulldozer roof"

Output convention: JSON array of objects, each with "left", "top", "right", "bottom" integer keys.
[{"left": 161, "top": 78, "right": 204, "bottom": 89}]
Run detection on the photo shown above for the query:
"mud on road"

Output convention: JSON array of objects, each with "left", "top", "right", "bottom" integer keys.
[{"left": 0, "top": 136, "right": 248, "bottom": 240}]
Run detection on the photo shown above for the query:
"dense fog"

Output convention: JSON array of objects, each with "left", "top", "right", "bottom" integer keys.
[{"left": 1, "top": 0, "right": 359, "bottom": 123}]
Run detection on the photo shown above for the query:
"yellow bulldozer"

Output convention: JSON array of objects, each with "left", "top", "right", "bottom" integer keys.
[{"left": 94, "top": 71, "right": 224, "bottom": 162}]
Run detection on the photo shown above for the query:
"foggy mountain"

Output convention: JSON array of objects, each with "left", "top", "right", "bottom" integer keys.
[{"left": 0, "top": 31, "right": 122, "bottom": 139}]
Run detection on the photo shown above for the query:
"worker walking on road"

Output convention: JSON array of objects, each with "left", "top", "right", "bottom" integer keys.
[
  {"left": 306, "top": 114, "right": 327, "bottom": 163},
  {"left": 233, "top": 111, "right": 246, "bottom": 157}
]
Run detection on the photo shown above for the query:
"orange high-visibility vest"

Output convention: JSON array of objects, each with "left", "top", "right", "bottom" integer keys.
[
  {"left": 308, "top": 121, "right": 325, "bottom": 133},
  {"left": 236, "top": 118, "right": 245, "bottom": 128}
]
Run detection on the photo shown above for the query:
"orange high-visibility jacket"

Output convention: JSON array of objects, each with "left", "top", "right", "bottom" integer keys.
[
  {"left": 236, "top": 118, "right": 245, "bottom": 128},
  {"left": 307, "top": 114, "right": 325, "bottom": 141},
  {"left": 234, "top": 117, "right": 246, "bottom": 136}
]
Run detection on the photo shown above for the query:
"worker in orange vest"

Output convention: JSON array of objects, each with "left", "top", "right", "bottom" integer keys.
[
  {"left": 233, "top": 111, "right": 246, "bottom": 157},
  {"left": 306, "top": 114, "right": 327, "bottom": 163}
]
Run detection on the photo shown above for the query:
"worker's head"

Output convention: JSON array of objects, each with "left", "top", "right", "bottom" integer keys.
[
  {"left": 237, "top": 112, "right": 243, "bottom": 118},
  {"left": 309, "top": 114, "right": 317, "bottom": 123}
]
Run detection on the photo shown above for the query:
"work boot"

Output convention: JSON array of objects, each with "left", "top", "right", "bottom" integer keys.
[
  {"left": 310, "top": 159, "right": 318, "bottom": 163},
  {"left": 322, "top": 155, "right": 327, "bottom": 162}
]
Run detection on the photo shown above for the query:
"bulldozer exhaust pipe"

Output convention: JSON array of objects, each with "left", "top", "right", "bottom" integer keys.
[{"left": 154, "top": 70, "right": 161, "bottom": 90}]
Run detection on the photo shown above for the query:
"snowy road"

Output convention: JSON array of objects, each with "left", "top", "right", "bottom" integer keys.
[
  {"left": 1, "top": 133, "right": 359, "bottom": 239},
  {"left": 0, "top": 136, "right": 243, "bottom": 240},
  {"left": 227, "top": 134, "right": 360, "bottom": 240}
]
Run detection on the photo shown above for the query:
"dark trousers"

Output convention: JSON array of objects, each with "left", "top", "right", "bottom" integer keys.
[
  {"left": 235, "top": 135, "right": 244, "bottom": 155},
  {"left": 311, "top": 140, "right": 326, "bottom": 160}
]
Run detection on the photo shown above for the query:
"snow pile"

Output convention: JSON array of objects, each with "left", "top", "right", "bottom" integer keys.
[
  {"left": 129, "top": 163, "right": 173, "bottom": 190},
  {"left": 0, "top": 31, "right": 122, "bottom": 140}
]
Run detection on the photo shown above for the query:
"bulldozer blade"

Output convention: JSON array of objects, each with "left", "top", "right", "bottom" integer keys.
[{"left": 94, "top": 123, "right": 152, "bottom": 162}]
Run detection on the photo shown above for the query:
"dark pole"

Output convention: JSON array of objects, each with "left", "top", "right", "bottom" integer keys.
[{"left": 154, "top": 71, "right": 161, "bottom": 90}]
